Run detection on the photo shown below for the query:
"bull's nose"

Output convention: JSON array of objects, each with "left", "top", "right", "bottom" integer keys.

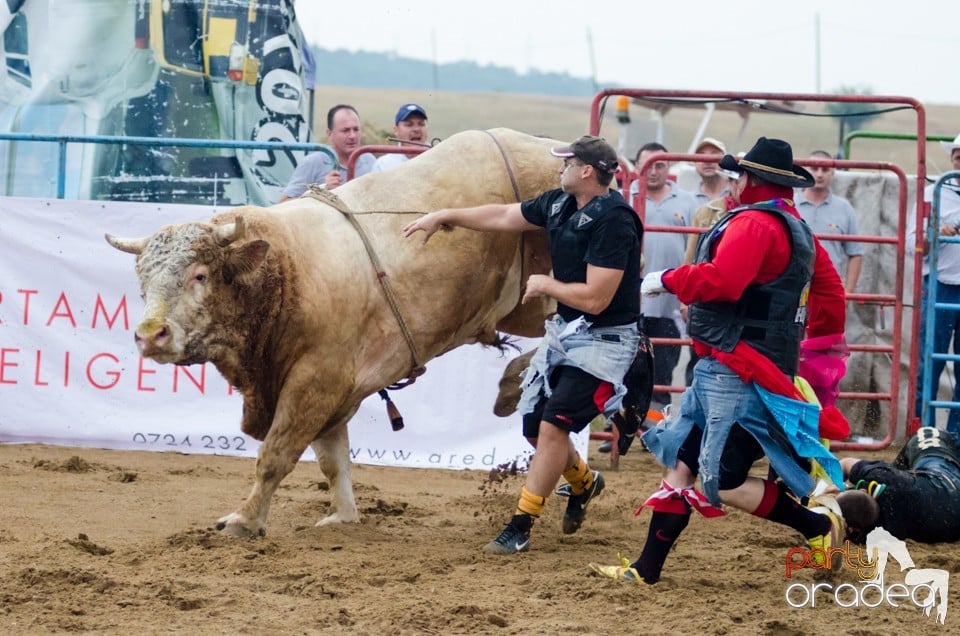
[{"left": 134, "top": 323, "right": 171, "bottom": 354}]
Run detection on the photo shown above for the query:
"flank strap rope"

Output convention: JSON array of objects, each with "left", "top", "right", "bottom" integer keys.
[
  {"left": 305, "top": 186, "right": 426, "bottom": 385},
  {"left": 481, "top": 130, "right": 527, "bottom": 306}
]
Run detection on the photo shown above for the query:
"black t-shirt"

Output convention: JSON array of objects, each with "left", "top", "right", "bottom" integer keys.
[
  {"left": 520, "top": 189, "right": 641, "bottom": 327},
  {"left": 849, "top": 458, "right": 960, "bottom": 543}
]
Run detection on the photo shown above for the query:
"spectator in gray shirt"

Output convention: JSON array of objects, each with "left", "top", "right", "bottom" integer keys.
[
  {"left": 795, "top": 150, "right": 863, "bottom": 294},
  {"left": 280, "top": 104, "right": 375, "bottom": 201},
  {"left": 632, "top": 142, "right": 697, "bottom": 406}
]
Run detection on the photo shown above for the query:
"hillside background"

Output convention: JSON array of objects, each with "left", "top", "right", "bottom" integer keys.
[{"left": 311, "top": 48, "right": 959, "bottom": 176}]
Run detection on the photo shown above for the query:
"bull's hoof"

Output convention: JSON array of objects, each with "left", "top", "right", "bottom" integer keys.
[
  {"left": 315, "top": 511, "right": 360, "bottom": 527},
  {"left": 215, "top": 513, "right": 265, "bottom": 538}
]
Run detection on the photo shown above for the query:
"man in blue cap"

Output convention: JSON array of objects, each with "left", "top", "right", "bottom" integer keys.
[{"left": 372, "top": 103, "right": 430, "bottom": 173}]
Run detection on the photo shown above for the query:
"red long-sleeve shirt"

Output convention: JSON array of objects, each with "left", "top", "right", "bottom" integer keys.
[
  {"left": 663, "top": 189, "right": 845, "bottom": 340},
  {"left": 660, "top": 186, "right": 846, "bottom": 400}
]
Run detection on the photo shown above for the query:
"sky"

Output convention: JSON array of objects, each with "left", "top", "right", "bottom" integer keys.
[{"left": 295, "top": 0, "right": 960, "bottom": 105}]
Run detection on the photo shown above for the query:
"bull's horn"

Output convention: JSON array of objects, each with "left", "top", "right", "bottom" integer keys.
[
  {"left": 214, "top": 216, "right": 246, "bottom": 246},
  {"left": 105, "top": 233, "right": 148, "bottom": 254}
]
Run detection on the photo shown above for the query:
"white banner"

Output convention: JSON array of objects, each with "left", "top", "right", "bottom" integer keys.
[{"left": 0, "top": 197, "right": 585, "bottom": 470}]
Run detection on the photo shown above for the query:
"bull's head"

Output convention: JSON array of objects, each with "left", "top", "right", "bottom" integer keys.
[{"left": 105, "top": 216, "right": 269, "bottom": 364}]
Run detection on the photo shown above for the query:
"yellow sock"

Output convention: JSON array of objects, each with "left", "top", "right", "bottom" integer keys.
[
  {"left": 516, "top": 486, "right": 546, "bottom": 518},
  {"left": 562, "top": 457, "right": 592, "bottom": 495}
]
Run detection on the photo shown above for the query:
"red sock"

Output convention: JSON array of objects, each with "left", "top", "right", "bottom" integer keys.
[{"left": 751, "top": 480, "right": 829, "bottom": 539}]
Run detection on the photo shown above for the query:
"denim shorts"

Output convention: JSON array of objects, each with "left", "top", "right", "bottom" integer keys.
[
  {"left": 643, "top": 357, "right": 817, "bottom": 505},
  {"left": 517, "top": 315, "right": 639, "bottom": 419}
]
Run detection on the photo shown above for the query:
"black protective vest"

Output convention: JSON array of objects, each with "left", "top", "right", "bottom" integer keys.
[
  {"left": 687, "top": 203, "right": 814, "bottom": 375},
  {"left": 543, "top": 191, "right": 642, "bottom": 327}
]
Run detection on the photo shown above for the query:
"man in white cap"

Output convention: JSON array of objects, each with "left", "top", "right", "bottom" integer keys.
[
  {"left": 403, "top": 136, "right": 641, "bottom": 555},
  {"left": 372, "top": 103, "right": 430, "bottom": 173},
  {"left": 907, "top": 132, "right": 960, "bottom": 433},
  {"left": 691, "top": 137, "right": 731, "bottom": 205},
  {"left": 684, "top": 167, "right": 741, "bottom": 266},
  {"left": 675, "top": 165, "right": 741, "bottom": 387}
]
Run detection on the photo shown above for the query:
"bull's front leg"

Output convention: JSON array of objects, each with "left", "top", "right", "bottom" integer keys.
[
  {"left": 310, "top": 421, "right": 359, "bottom": 526},
  {"left": 215, "top": 437, "right": 308, "bottom": 537},
  {"left": 216, "top": 395, "right": 325, "bottom": 538}
]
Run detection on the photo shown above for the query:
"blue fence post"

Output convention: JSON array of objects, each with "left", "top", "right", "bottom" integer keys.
[
  {"left": 57, "top": 139, "right": 68, "bottom": 199},
  {"left": 922, "top": 170, "right": 960, "bottom": 427}
]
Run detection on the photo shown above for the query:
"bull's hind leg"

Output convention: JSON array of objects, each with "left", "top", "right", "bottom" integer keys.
[{"left": 310, "top": 423, "right": 359, "bottom": 526}]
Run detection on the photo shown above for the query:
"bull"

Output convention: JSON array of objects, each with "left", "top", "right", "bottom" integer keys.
[{"left": 105, "top": 128, "right": 560, "bottom": 537}]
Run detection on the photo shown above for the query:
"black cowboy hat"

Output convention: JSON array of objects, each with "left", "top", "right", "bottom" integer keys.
[{"left": 719, "top": 137, "right": 814, "bottom": 188}]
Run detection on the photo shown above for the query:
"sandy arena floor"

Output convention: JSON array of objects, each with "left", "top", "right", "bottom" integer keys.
[{"left": 0, "top": 440, "right": 955, "bottom": 635}]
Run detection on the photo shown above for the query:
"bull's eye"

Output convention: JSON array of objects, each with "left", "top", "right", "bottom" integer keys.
[{"left": 195, "top": 273, "right": 207, "bottom": 283}]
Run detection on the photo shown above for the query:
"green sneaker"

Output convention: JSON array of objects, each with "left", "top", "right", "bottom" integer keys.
[
  {"left": 483, "top": 514, "right": 532, "bottom": 555},
  {"left": 808, "top": 511, "right": 846, "bottom": 566}
]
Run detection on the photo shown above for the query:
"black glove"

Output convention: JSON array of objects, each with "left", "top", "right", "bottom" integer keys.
[{"left": 610, "top": 410, "right": 636, "bottom": 455}]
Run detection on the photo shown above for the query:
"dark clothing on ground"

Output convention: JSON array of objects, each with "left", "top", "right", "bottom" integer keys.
[{"left": 848, "top": 428, "right": 960, "bottom": 543}]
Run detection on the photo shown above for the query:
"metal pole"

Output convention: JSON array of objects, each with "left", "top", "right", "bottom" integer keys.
[
  {"left": 57, "top": 140, "right": 67, "bottom": 200},
  {"left": 843, "top": 131, "right": 953, "bottom": 162},
  {"left": 922, "top": 170, "right": 960, "bottom": 428},
  {"left": 814, "top": 12, "right": 821, "bottom": 94},
  {"left": 586, "top": 26, "right": 598, "bottom": 94},
  {"left": 0, "top": 132, "right": 338, "bottom": 199}
]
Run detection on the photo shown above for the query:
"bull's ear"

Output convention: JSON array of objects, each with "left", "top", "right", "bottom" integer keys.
[{"left": 227, "top": 239, "right": 270, "bottom": 280}]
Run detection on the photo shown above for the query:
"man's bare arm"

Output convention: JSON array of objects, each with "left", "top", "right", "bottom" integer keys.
[{"left": 402, "top": 203, "right": 538, "bottom": 244}]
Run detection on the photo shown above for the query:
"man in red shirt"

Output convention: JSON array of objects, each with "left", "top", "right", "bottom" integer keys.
[{"left": 591, "top": 137, "right": 847, "bottom": 584}]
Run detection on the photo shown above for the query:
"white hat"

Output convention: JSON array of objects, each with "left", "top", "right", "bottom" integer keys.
[
  {"left": 940, "top": 133, "right": 960, "bottom": 154},
  {"left": 695, "top": 137, "right": 727, "bottom": 154}
]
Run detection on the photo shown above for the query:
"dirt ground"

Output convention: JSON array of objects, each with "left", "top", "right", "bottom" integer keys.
[{"left": 1, "top": 440, "right": 956, "bottom": 635}]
